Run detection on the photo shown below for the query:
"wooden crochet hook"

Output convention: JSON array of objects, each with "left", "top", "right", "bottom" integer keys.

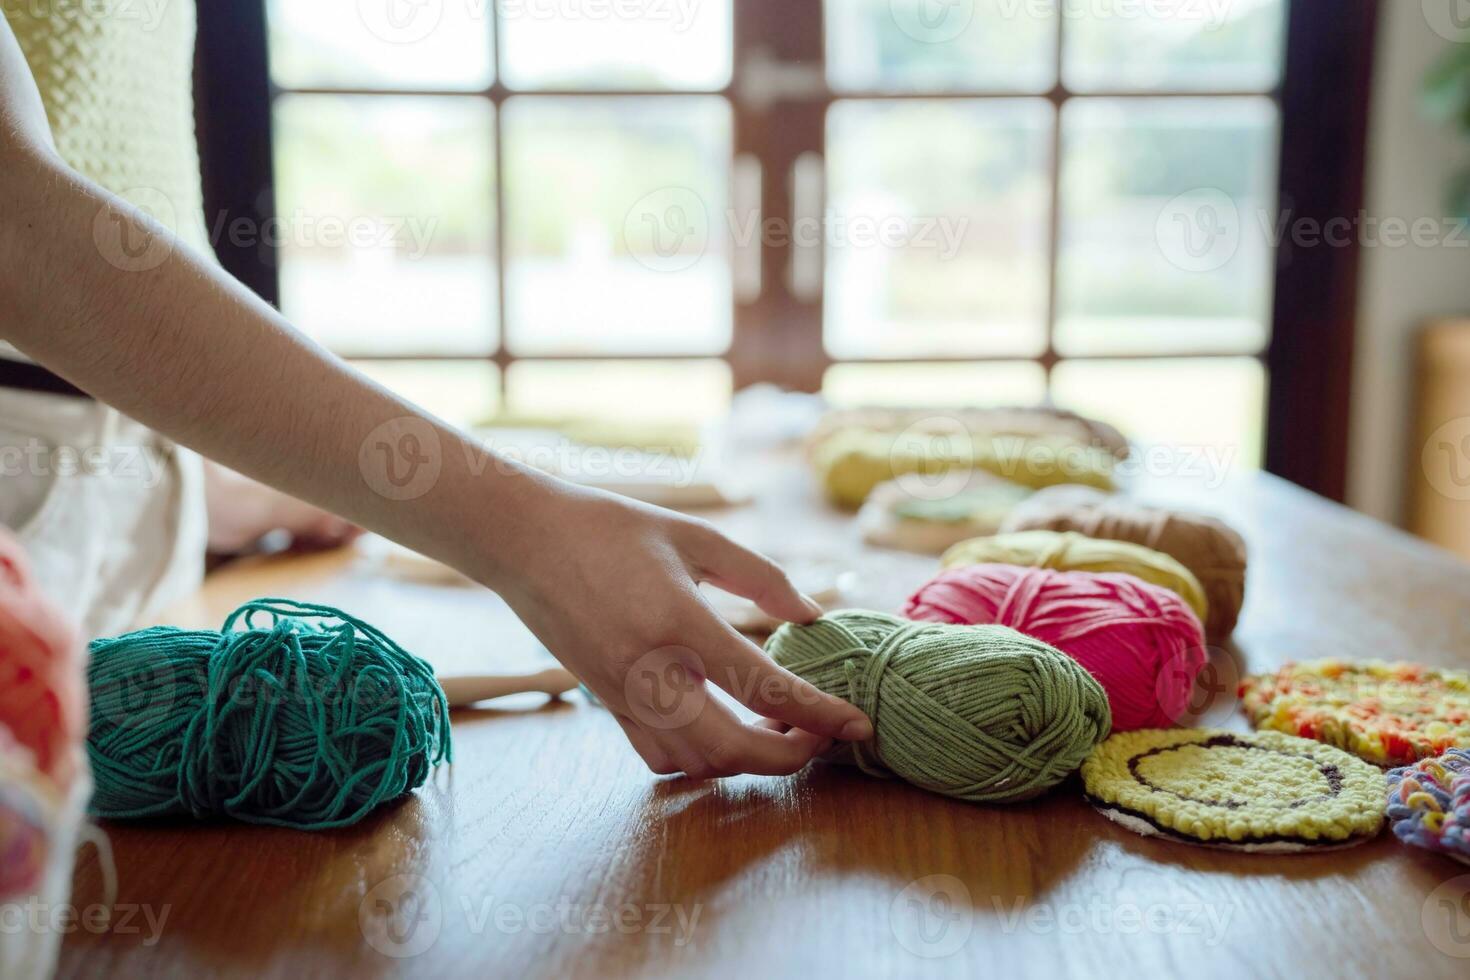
[{"left": 437, "top": 667, "right": 580, "bottom": 708}]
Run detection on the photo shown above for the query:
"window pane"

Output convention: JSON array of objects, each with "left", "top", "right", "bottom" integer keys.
[
  {"left": 826, "top": 0, "right": 1057, "bottom": 93},
  {"left": 826, "top": 100, "right": 1052, "bottom": 359},
  {"left": 499, "top": 0, "right": 732, "bottom": 91},
  {"left": 503, "top": 97, "right": 731, "bottom": 355},
  {"left": 823, "top": 362, "right": 1048, "bottom": 407},
  {"left": 1051, "top": 358, "right": 1264, "bottom": 469},
  {"left": 506, "top": 361, "right": 731, "bottom": 422},
  {"left": 1056, "top": 98, "right": 1277, "bottom": 357},
  {"left": 274, "top": 96, "right": 497, "bottom": 355},
  {"left": 267, "top": 0, "right": 492, "bottom": 90},
  {"left": 1063, "top": 0, "right": 1287, "bottom": 93},
  {"left": 353, "top": 360, "right": 500, "bottom": 427}
]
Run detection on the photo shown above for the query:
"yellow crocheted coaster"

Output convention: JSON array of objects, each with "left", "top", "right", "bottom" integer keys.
[
  {"left": 1082, "top": 729, "right": 1385, "bottom": 851},
  {"left": 1239, "top": 660, "right": 1470, "bottom": 767}
]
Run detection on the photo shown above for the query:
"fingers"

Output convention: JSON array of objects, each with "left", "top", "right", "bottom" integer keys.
[
  {"left": 612, "top": 712, "right": 678, "bottom": 775},
  {"left": 691, "top": 615, "right": 873, "bottom": 742},
  {"left": 685, "top": 525, "right": 823, "bottom": 624},
  {"left": 650, "top": 696, "right": 832, "bottom": 778},
  {"left": 611, "top": 645, "right": 838, "bottom": 779},
  {"left": 614, "top": 678, "right": 828, "bottom": 779}
]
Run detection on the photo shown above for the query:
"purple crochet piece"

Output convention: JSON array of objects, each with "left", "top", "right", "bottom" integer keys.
[{"left": 1386, "top": 749, "right": 1470, "bottom": 861}]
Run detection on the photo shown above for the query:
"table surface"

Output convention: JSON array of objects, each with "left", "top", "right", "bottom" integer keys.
[{"left": 56, "top": 456, "right": 1470, "bottom": 979}]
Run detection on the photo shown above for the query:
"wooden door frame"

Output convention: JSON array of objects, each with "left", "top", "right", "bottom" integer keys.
[{"left": 1264, "top": 0, "right": 1380, "bottom": 500}]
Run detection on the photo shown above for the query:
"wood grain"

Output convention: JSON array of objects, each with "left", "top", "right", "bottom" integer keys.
[{"left": 56, "top": 455, "right": 1470, "bottom": 979}]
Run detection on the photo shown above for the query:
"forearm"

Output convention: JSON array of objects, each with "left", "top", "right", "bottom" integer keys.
[{"left": 0, "top": 144, "right": 556, "bottom": 590}]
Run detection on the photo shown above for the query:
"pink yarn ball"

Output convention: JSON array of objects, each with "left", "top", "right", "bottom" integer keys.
[
  {"left": 904, "top": 564, "right": 1206, "bottom": 731},
  {"left": 0, "top": 527, "right": 84, "bottom": 787}
]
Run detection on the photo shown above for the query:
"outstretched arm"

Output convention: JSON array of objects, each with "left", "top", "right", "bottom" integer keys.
[{"left": 0, "top": 17, "right": 871, "bottom": 776}]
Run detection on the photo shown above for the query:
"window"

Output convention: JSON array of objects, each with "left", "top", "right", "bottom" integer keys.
[{"left": 258, "top": 0, "right": 1288, "bottom": 463}]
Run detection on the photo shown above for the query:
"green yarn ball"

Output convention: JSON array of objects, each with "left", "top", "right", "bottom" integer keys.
[
  {"left": 87, "top": 599, "right": 451, "bottom": 830},
  {"left": 765, "top": 610, "right": 1111, "bottom": 803}
]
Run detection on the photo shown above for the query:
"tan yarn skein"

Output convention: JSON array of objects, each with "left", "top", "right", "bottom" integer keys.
[{"left": 1000, "top": 486, "right": 1246, "bottom": 643}]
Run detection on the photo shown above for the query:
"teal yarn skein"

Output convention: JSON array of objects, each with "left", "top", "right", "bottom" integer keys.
[
  {"left": 765, "top": 611, "right": 1110, "bottom": 803},
  {"left": 87, "top": 599, "right": 451, "bottom": 830}
]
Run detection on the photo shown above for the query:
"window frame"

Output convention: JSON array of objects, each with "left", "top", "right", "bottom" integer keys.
[{"left": 196, "top": 0, "right": 1377, "bottom": 500}]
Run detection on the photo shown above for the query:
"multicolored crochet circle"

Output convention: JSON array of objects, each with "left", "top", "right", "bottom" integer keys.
[
  {"left": 1239, "top": 659, "right": 1470, "bottom": 767},
  {"left": 1386, "top": 749, "right": 1470, "bottom": 866},
  {"left": 1082, "top": 728, "right": 1386, "bottom": 850}
]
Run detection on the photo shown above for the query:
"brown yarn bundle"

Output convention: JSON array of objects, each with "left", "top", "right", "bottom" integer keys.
[
  {"left": 999, "top": 485, "right": 1246, "bottom": 643},
  {"left": 807, "top": 406, "right": 1131, "bottom": 461}
]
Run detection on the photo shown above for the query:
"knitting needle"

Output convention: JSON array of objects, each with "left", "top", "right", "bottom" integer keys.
[{"left": 437, "top": 667, "right": 580, "bottom": 708}]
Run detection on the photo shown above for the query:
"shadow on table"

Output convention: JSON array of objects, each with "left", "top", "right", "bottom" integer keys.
[
  {"left": 64, "top": 699, "right": 581, "bottom": 976},
  {"left": 1096, "top": 817, "right": 1399, "bottom": 882},
  {"left": 586, "top": 745, "right": 1383, "bottom": 975},
  {"left": 563, "top": 762, "right": 1097, "bottom": 972}
]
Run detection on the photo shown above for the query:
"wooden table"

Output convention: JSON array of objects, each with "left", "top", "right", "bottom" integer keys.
[{"left": 57, "top": 457, "right": 1470, "bottom": 979}]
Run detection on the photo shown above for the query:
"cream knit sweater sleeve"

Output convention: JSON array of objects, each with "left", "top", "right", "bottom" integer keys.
[{"left": 3, "top": 1, "right": 212, "bottom": 360}]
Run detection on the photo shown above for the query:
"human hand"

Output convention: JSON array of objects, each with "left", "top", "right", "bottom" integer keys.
[
  {"left": 204, "top": 461, "right": 362, "bottom": 554},
  {"left": 489, "top": 486, "right": 873, "bottom": 779}
]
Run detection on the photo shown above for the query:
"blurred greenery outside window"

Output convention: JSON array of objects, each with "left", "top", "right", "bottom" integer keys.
[{"left": 265, "top": 0, "right": 1286, "bottom": 464}]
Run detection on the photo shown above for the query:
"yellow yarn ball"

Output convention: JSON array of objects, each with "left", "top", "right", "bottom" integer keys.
[
  {"left": 940, "top": 529, "right": 1209, "bottom": 628},
  {"left": 812, "top": 428, "right": 1115, "bottom": 510}
]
